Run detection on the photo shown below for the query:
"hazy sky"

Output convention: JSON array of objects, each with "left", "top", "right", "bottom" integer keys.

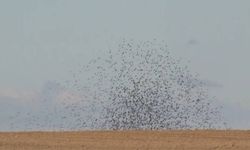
[{"left": 0, "top": 0, "right": 250, "bottom": 130}]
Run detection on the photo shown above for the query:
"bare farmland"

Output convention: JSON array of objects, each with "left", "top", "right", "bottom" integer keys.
[{"left": 0, "top": 130, "right": 250, "bottom": 150}]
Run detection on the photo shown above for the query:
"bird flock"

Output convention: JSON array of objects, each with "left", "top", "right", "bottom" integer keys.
[{"left": 10, "top": 39, "right": 226, "bottom": 130}]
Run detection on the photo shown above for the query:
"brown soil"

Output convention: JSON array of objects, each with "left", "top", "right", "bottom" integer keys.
[{"left": 0, "top": 130, "right": 250, "bottom": 150}]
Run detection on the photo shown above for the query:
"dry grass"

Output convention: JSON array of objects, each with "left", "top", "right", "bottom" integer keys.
[{"left": 0, "top": 130, "right": 250, "bottom": 150}]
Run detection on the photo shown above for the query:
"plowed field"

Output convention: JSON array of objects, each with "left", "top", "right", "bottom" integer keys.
[{"left": 0, "top": 130, "right": 250, "bottom": 150}]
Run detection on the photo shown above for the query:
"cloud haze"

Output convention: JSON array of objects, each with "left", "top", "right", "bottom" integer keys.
[{"left": 0, "top": 0, "right": 250, "bottom": 130}]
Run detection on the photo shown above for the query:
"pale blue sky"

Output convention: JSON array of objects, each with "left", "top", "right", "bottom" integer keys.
[{"left": 0, "top": 0, "right": 250, "bottom": 130}]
